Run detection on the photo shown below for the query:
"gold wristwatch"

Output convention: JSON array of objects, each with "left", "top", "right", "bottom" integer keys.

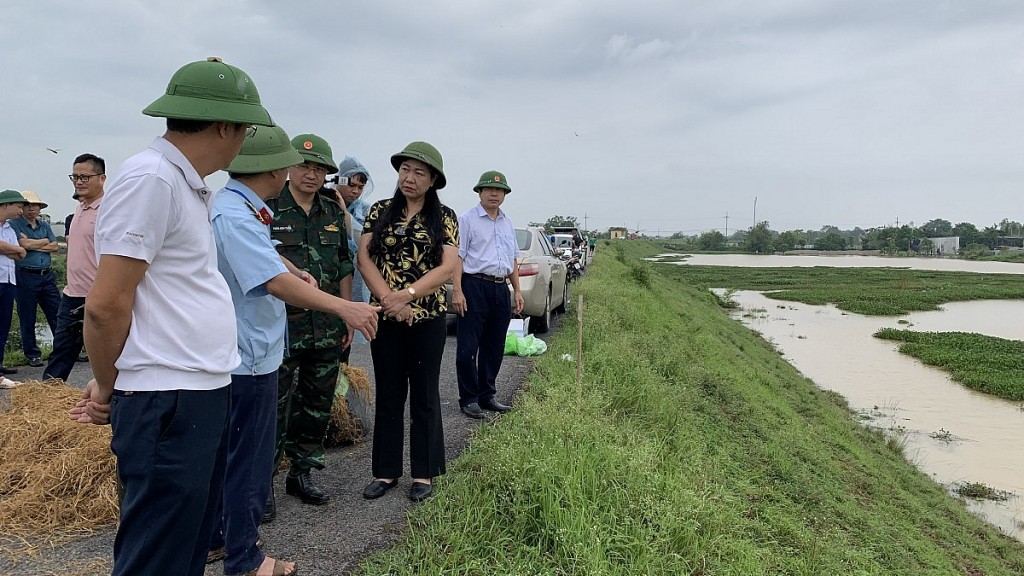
[{"left": 407, "top": 286, "right": 417, "bottom": 297}]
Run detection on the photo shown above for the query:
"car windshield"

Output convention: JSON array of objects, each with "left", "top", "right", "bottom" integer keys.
[
  {"left": 516, "top": 229, "right": 531, "bottom": 250},
  {"left": 552, "top": 234, "right": 573, "bottom": 248}
]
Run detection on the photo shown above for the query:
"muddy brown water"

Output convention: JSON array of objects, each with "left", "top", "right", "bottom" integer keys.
[{"left": 669, "top": 255, "right": 1024, "bottom": 541}]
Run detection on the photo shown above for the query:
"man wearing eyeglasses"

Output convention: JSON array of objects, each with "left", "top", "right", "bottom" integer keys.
[
  {"left": 266, "top": 133, "right": 354, "bottom": 516},
  {"left": 8, "top": 190, "right": 60, "bottom": 368},
  {"left": 42, "top": 154, "right": 104, "bottom": 382},
  {"left": 70, "top": 58, "right": 276, "bottom": 576}
]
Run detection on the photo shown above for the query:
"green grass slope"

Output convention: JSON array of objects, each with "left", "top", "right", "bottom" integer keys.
[{"left": 357, "top": 241, "right": 1024, "bottom": 575}]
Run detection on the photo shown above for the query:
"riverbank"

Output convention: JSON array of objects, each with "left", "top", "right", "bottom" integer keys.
[{"left": 356, "top": 240, "right": 1024, "bottom": 574}]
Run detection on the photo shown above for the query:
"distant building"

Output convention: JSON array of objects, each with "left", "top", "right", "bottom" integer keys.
[
  {"left": 932, "top": 236, "right": 959, "bottom": 255},
  {"left": 609, "top": 226, "right": 627, "bottom": 240}
]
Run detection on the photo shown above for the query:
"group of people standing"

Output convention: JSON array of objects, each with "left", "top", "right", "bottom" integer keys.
[
  {"left": 58, "top": 57, "right": 525, "bottom": 576},
  {"left": 0, "top": 152, "right": 104, "bottom": 391}
]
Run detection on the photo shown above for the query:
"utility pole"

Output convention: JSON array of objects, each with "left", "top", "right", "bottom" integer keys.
[
  {"left": 584, "top": 213, "right": 588, "bottom": 232},
  {"left": 753, "top": 197, "right": 758, "bottom": 228},
  {"left": 724, "top": 212, "right": 729, "bottom": 237}
]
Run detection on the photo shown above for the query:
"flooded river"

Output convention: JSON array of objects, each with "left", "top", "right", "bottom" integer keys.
[{"left": 678, "top": 255, "right": 1024, "bottom": 540}]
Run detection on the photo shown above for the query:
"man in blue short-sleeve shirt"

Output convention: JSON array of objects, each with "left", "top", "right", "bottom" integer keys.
[
  {"left": 8, "top": 190, "right": 60, "bottom": 367},
  {"left": 208, "top": 124, "right": 378, "bottom": 576}
]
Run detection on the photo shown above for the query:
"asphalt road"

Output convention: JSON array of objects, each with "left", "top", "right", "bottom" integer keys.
[{"left": 10, "top": 314, "right": 561, "bottom": 576}]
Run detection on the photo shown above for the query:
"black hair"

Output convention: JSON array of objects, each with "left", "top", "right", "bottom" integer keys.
[
  {"left": 166, "top": 118, "right": 215, "bottom": 134},
  {"left": 73, "top": 153, "right": 105, "bottom": 174},
  {"left": 368, "top": 176, "right": 445, "bottom": 267}
]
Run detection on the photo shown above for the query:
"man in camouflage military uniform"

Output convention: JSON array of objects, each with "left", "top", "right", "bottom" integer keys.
[{"left": 268, "top": 133, "right": 352, "bottom": 512}]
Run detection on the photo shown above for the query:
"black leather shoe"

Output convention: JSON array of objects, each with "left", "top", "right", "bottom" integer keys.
[
  {"left": 479, "top": 398, "right": 512, "bottom": 413},
  {"left": 261, "top": 489, "right": 276, "bottom": 524},
  {"left": 0, "top": 366, "right": 17, "bottom": 375},
  {"left": 460, "top": 403, "right": 486, "bottom": 419},
  {"left": 77, "top": 353, "right": 89, "bottom": 363},
  {"left": 27, "top": 357, "right": 43, "bottom": 368},
  {"left": 285, "top": 470, "right": 330, "bottom": 505},
  {"left": 362, "top": 478, "right": 398, "bottom": 499},
  {"left": 409, "top": 482, "right": 433, "bottom": 502}
]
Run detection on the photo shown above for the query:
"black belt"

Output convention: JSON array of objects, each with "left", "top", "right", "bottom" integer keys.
[
  {"left": 18, "top": 267, "right": 50, "bottom": 276},
  {"left": 468, "top": 272, "right": 508, "bottom": 283}
]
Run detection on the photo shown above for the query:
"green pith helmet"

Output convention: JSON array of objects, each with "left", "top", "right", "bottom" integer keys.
[
  {"left": 290, "top": 133, "right": 338, "bottom": 173},
  {"left": 227, "top": 125, "right": 303, "bottom": 174},
  {"left": 473, "top": 170, "right": 511, "bottom": 194},
  {"left": 390, "top": 141, "right": 446, "bottom": 189},
  {"left": 0, "top": 190, "right": 28, "bottom": 205},
  {"left": 143, "top": 57, "right": 274, "bottom": 126}
]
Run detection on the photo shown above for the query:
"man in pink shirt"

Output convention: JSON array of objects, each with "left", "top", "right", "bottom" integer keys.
[{"left": 43, "top": 153, "right": 104, "bottom": 382}]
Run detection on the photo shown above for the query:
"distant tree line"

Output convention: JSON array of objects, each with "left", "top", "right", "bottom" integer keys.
[{"left": 661, "top": 218, "right": 1024, "bottom": 257}]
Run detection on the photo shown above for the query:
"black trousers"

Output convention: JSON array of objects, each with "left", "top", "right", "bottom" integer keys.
[
  {"left": 455, "top": 275, "right": 511, "bottom": 406},
  {"left": 43, "top": 294, "right": 85, "bottom": 382},
  {"left": 369, "top": 316, "right": 447, "bottom": 479},
  {"left": 109, "top": 387, "right": 229, "bottom": 576}
]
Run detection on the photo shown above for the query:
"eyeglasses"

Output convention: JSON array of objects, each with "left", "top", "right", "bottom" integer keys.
[
  {"left": 297, "top": 163, "right": 329, "bottom": 177},
  {"left": 69, "top": 173, "right": 103, "bottom": 183}
]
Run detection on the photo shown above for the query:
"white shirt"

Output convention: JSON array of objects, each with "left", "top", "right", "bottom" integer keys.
[
  {"left": 0, "top": 221, "right": 17, "bottom": 284},
  {"left": 95, "top": 137, "right": 240, "bottom": 391}
]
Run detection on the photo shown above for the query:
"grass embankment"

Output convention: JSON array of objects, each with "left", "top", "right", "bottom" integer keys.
[
  {"left": 358, "top": 241, "right": 1024, "bottom": 575},
  {"left": 874, "top": 329, "right": 1024, "bottom": 401},
  {"left": 659, "top": 263, "right": 1024, "bottom": 315}
]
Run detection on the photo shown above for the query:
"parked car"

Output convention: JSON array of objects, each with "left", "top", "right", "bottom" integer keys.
[
  {"left": 550, "top": 232, "right": 589, "bottom": 269},
  {"left": 516, "top": 226, "right": 569, "bottom": 333},
  {"left": 444, "top": 226, "right": 568, "bottom": 334}
]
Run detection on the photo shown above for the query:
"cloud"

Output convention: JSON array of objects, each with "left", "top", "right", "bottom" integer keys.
[{"left": 605, "top": 34, "right": 675, "bottom": 64}]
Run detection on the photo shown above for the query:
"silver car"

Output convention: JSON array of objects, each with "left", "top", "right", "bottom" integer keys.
[
  {"left": 444, "top": 226, "right": 568, "bottom": 334},
  {"left": 515, "top": 226, "right": 569, "bottom": 333}
]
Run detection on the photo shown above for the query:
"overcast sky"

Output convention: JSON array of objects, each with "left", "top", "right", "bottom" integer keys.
[{"left": 5, "top": 1, "right": 1024, "bottom": 236}]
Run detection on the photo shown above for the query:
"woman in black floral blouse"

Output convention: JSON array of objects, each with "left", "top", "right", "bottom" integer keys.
[{"left": 357, "top": 141, "right": 459, "bottom": 502}]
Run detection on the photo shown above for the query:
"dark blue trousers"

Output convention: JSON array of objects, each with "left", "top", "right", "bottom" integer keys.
[
  {"left": 210, "top": 372, "right": 277, "bottom": 574},
  {"left": 455, "top": 275, "right": 512, "bottom": 406},
  {"left": 370, "top": 316, "right": 447, "bottom": 479},
  {"left": 110, "top": 387, "right": 229, "bottom": 576},
  {"left": 15, "top": 268, "right": 60, "bottom": 359},
  {"left": 0, "top": 283, "right": 14, "bottom": 363},
  {"left": 42, "top": 294, "right": 85, "bottom": 382}
]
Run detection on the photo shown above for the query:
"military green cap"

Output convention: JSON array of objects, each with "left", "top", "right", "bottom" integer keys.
[
  {"left": 0, "top": 190, "right": 28, "bottom": 205},
  {"left": 473, "top": 170, "right": 511, "bottom": 194},
  {"left": 143, "top": 57, "right": 274, "bottom": 126},
  {"left": 227, "top": 125, "right": 304, "bottom": 174},
  {"left": 290, "top": 134, "right": 338, "bottom": 173},
  {"left": 390, "top": 141, "right": 446, "bottom": 189}
]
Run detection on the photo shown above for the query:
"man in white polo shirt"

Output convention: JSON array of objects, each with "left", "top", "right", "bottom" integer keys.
[{"left": 71, "top": 58, "right": 276, "bottom": 576}]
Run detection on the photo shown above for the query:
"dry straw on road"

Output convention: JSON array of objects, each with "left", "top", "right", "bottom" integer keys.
[
  {"left": 0, "top": 367, "right": 371, "bottom": 557},
  {"left": 0, "top": 380, "right": 118, "bottom": 553},
  {"left": 326, "top": 364, "right": 373, "bottom": 447}
]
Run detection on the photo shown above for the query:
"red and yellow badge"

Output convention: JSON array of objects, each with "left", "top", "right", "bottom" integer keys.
[
  {"left": 493, "top": 175, "right": 502, "bottom": 182},
  {"left": 324, "top": 224, "right": 340, "bottom": 232},
  {"left": 303, "top": 141, "right": 314, "bottom": 150}
]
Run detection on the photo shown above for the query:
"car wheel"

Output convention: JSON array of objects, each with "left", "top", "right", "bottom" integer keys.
[
  {"left": 555, "top": 279, "right": 569, "bottom": 314},
  {"left": 531, "top": 287, "right": 551, "bottom": 333}
]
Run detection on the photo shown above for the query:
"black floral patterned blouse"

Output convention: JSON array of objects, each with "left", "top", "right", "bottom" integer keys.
[{"left": 363, "top": 198, "right": 459, "bottom": 322}]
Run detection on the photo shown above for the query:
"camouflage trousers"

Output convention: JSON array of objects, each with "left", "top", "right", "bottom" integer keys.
[{"left": 274, "top": 347, "right": 341, "bottom": 473}]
